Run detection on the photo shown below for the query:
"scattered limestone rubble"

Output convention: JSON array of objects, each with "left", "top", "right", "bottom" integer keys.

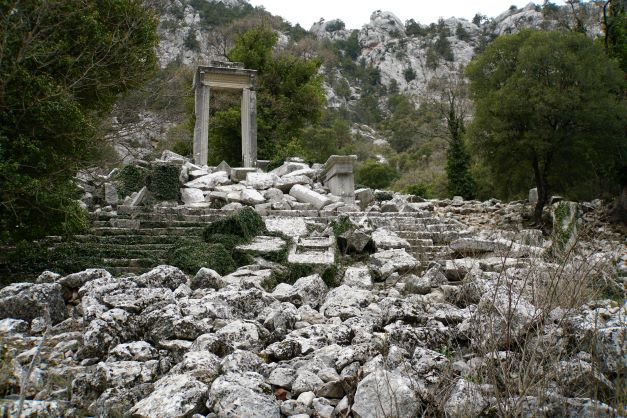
[
  {"left": 2, "top": 150, "right": 624, "bottom": 416},
  {"left": 1, "top": 197, "right": 625, "bottom": 416},
  {"left": 77, "top": 150, "right": 429, "bottom": 215}
]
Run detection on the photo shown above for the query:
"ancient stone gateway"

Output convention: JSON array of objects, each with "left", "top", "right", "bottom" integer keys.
[{"left": 193, "top": 62, "right": 257, "bottom": 167}]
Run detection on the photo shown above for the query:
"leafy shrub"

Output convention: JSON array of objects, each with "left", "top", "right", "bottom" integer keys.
[
  {"left": 375, "top": 191, "right": 394, "bottom": 201},
  {"left": 403, "top": 68, "right": 416, "bottom": 82},
  {"left": 183, "top": 29, "right": 200, "bottom": 51},
  {"left": 203, "top": 207, "right": 267, "bottom": 242},
  {"left": 326, "top": 20, "right": 345, "bottom": 32},
  {"left": 456, "top": 23, "right": 471, "bottom": 41},
  {"left": 356, "top": 160, "right": 398, "bottom": 190},
  {"left": 404, "top": 183, "right": 431, "bottom": 198},
  {"left": 167, "top": 242, "right": 236, "bottom": 275},
  {"left": 116, "top": 164, "right": 148, "bottom": 198},
  {"left": 148, "top": 163, "right": 180, "bottom": 201},
  {"left": 171, "top": 139, "right": 193, "bottom": 158},
  {"left": 426, "top": 47, "right": 439, "bottom": 69}
]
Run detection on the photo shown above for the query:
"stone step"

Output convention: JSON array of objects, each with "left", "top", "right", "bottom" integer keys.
[
  {"left": 73, "top": 235, "right": 186, "bottom": 245},
  {"left": 91, "top": 227, "right": 205, "bottom": 237},
  {"left": 101, "top": 258, "right": 155, "bottom": 267},
  {"left": 100, "top": 266, "right": 147, "bottom": 276}
]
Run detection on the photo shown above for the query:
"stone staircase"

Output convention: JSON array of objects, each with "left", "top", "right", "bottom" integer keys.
[{"left": 60, "top": 206, "right": 470, "bottom": 275}]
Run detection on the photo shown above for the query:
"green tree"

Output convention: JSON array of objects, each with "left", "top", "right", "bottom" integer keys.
[
  {"left": 602, "top": 0, "right": 627, "bottom": 72},
  {"left": 466, "top": 30, "right": 625, "bottom": 222},
  {"left": 356, "top": 160, "right": 398, "bottom": 189},
  {"left": 208, "top": 26, "right": 324, "bottom": 164},
  {"left": 427, "top": 71, "right": 476, "bottom": 199},
  {"left": 0, "top": 0, "right": 158, "bottom": 241}
]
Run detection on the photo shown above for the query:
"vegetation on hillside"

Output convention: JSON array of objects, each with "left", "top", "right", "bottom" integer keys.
[{"left": 0, "top": 0, "right": 158, "bottom": 241}]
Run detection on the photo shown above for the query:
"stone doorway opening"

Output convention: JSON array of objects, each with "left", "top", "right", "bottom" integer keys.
[{"left": 192, "top": 61, "right": 257, "bottom": 167}]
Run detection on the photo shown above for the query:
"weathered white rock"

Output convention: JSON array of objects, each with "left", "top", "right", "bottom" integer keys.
[
  {"left": 355, "top": 188, "right": 374, "bottom": 209},
  {"left": 320, "top": 285, "right": 373, "bottom": 319},
  {"left": 208, "top": 372, "right": 280, "bottom": 418},
  {"left": 169, "top": 350, "right": 221, "bottom": 385},
  {"left": 239, "top": 188, "right": 266, "bottom": 205},
  {"left": 289, "top": 236, "right": 337, "bottom": 266},
  {"left": 160, "top": 150, "right": 187, "bottom": 164},
  {"left": 270, "top": 161, "right": 309, "bottom": 177},
  {"left": 293, "top": 274, "right": 328, "bottom": 309},
  {"left": 273, "top": 175, "right": 312, "bottom": 192},
  {"left": 342, "top": 266, "right": 373, "bottom": 290},
  {"left": 529, "top": 187, "right": 538, "bottom": 204},
  {"left": 180, "top": 187, "right": 205, "bottom": 205},
  {"left": 98, "top": 360, "right": 158, "bottom": 388},
  {"left": 443, "top": 378, "right": 488, "bottom": 417},
  {"left": 371, "top": 228, "right": 410, "bottom": 250},
  {"left": 369, "top": 249, "right": 419, "bottom": 276},
  {"left": 236, "top": 236, "right": 287, "bottom": 254},
  {"left": 0, "top": 318, "right": 29, "bottom": 335},
  {"left": 130, "top": 374, "right": 208, "bottom": 417},
  {"left": 292, "top": 371, "right": 324, "bottom": 396},
  {"left": 284, "top": 167, "right": 317, "bottom": 178},
  {"left": 246, "top": 172, "right": 278, "bottom": 190},
  {"left": 185, "top": 171, "right": 229, "bottom": 190},
  {"left": 221, "top": 349, "right": 264, "bottom": 374},
  {"left": 450, "top": 237, "right": 508, "bottom": 254},
  {"left": 104, "top": 182, "right": 119, "bottom": 205},
  {"left": 268, "top": 367, "right": 297, "bottom": 388},
  {"left": 214, "top": 320, "right": 261, "bottom": 351},
  {"left": 405, "top": 264, "right": 448, "bottom": 295},
  {"left": 289, "top": 184, "right": 332, "bottom": 210},
  {"left": 352, "top": 368, "right": 419, "bottom": 418},
  {"left": 58, "top": 268, "right": 111, "bottom": 289},
  {"left": 108, "top": 341, "right": 158, "bottom": 362},
  {"left": 0, "top": 282, "right": 66, "bottom": 324},
  {"left": 265, "top": 216, "right": 308, "bottom": 237},
  {"left": 190, "top": 268, "right": 224, "bottom": 290},
  {"left": 134, "top": 265, "right": 187, "bottom": 290},
  {"left": 129, "top": 186, "right": 147, "bottom": 206}
]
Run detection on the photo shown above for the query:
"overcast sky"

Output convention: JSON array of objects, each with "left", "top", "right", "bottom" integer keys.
[{"left": 248, "top": 1, "right": 564, "bottom": 29}]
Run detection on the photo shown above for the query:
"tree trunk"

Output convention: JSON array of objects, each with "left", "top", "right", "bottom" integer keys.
[
  {"left": 609, "top": 184, "right": 627, "bottom": 225},
  {"left": 532, "top": 156, "right": 549, "bottom": 224}
]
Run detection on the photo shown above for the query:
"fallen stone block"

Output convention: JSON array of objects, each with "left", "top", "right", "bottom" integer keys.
[{"left": 289, "top": 185, "right": 332, "bottom": 210}]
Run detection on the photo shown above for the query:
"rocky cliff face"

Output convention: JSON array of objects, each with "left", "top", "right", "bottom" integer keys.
[{"left": 110, "top": 1, "right": 608, "bottom": 163}]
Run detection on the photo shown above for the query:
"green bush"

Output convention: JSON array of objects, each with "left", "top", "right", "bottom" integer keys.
[
  {"left": 326, "top": 20, "right": 345, "bottom": 32},
  {"left": 329, "top": 216, "right": 354, "bottom": 236},
  {"left": 356, "top": 160, "right": 398, "bottom": 190},
  {"left": 403, "top": 68, "right": 416, "bottom": 82},
  {"left": 116, "top": 164, "right": 149, "bottom": 198},
  {"left": 148, "top": 163, "right": 180, "bottom": 201},
  {"left": 404, "top": 183, "right": 431, "bottom": 198},
  {"left": 266, "top": 263, "right": 339, "bottom": 290},
  {"left": 375, "top": 191, "right": 394, "bottom": 201},
  {"left": 167, "top": 242, "right": 236, "bottom": 275},
  {"left": 171, "top": 139, "right": 193, "bottom": 158},
  {"left": 203, "top": 207, "right": 267, "bottom": 242}
]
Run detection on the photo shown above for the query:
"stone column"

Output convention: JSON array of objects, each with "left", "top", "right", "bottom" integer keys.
[
  {"left": 193, "top": 80, "right": 210, "bottom": 166},
  {"left": 241, "top": 88, "right": 257, "bottom": 168}
]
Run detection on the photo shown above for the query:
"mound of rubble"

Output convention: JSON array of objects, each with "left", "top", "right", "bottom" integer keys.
[
  {"left": 1, "top": 209, "right": 625, "bottom": 416},
  {"left": 2, "top": 150, "right": 625, "bottom": 416}
]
